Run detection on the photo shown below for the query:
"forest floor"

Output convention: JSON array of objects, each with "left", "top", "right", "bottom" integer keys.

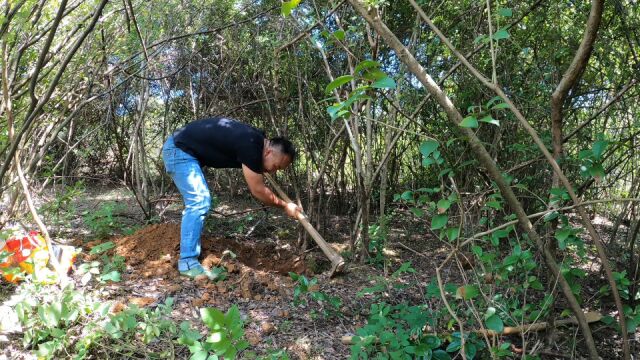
[{"left": 0, "top": 184, "right": 637, "bottom": 359}]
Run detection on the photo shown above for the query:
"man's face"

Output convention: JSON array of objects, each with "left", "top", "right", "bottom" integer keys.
[{"left": 263, "top": 148, "right": 292, "bottom": 174}]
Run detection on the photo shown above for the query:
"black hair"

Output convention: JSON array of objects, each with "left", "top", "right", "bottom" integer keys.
[{"left": 269, "top": 137, "right": 297, "bottom": 162}]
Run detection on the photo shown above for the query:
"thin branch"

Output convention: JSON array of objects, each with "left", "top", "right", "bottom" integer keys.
[{"left": 277, "top": 0, "right": 347, "bottom": 53}]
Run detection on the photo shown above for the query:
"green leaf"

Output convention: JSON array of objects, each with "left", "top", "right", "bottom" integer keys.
[
  {"left": 362, "top": 68, "right": 387, "bottom": 81},
  {"left": 410, "top": 207, "right": 425, "bottom": 217},
  {"left": 445, "top": 227, "right": 460, "bottom": 241},
  {"left": 437, "top": 199, "right": 451, "bottom": 211},
  {"left": 471, "top": 245, "right": 482, "bottom": 257},
  {"left": 189, "top": 349, "right": 209, "bottom": 360},
  {"left": 466, "top": 343, "right": 477, "bottom": 360},
  {"left": 460, "top": 116, "right": 479, "bottom": 128},
  {"left": 492, "top": 102, "right": 510, "bottom": 110},
  {"left": 592, "top": 140, "right": 609, "bottom": 160},
  {"left": 589, "top": 163, "right": 605, "bottom": 179},
  {"left": 372, "top": 76, "right": 396, "bottom": 89},
  {"left": 626, "top": 318, "right": 638, "bottom": 333},
  {"left": 555, "top": 228, "right": 571, "bottom": 242},
  {"left": 433, "top": 350, "right": 452, "bottom": 360},
  {"left": 498, "top": 8, "right": 513, "bottom": 17},
  {"left": 446, "top": 340, "right": 461, "bottom": 352},
  {"left": 281, "top": 0, "right": 301, "bottom": 17},
  {"left": 420, "top": 140, "right": 439, "bottom": 157},
  {"left": 601, "top": 315, "right": 615, "bottom": 325},
  {"left": 325, "top": 75, "right": 354, "bottom": 94},
  {"left": 178, "top": 322, "right": 202, "bottom": 346},
  {"left": 40, "top": 303, "right": 63, "bottom": 328},
  {"left": 36, "top": 341, "right": 59, "bottom": 358},
  {"left": 493, "top": 29, "right": 510, "bottom": 40},
  {"left": 354, "top": 60, "right": 380, "bottom": 74},
  {"left": 479, "top": 115, "right": 499, "bottom": 126},
  {"left": 90, "top": 241, "right": 115, "bottom": 255},
  {"left": 485, "top": 200, "right": 502, "bottom": 210},
  {"left": 333, "top": 30, "right": 345, "bottom": 41},
  {"left": 474, "top": 34, "right": 488, "bottom": 44},
  {"left": 400, "top": 191, "right": 413, "bottom": 201},
  {"left": 225, "top": 305, "right": 243, "bottom": 326},
  {"left": 431, "top": 214, "right": 448, "bottom": 230},
  {"left": 100, "top": 270, "right": 121, "bottom": 282},
  {"left": 200, "top": 308, "right": 225, "bottom": 330},
  {"left": 485, "top": 314, "right": 504, "bottom": 333}
]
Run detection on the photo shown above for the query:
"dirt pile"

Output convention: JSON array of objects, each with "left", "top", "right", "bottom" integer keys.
[{"left": 110, "top": 223, "right": 305, "bottom": 279}]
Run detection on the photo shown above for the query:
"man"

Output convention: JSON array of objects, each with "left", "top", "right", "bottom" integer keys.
[{"left": 162, "top": 117, "right": 302, "bottom": 278}]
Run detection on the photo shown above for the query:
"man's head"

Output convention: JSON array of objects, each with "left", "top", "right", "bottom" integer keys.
[{"left": 262, "top": 137, "right": 296, "bottom": 173}]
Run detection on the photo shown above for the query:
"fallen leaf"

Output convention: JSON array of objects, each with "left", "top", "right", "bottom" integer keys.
[
  {"left": 260, "top": 322, "right": 275, "bottom": 335},
  {"left": 247, "top": 332, "right": 261, "bottom": 346},
  {"left": 128, "top": 297, "right": 155, "bottom": 307},
  {"left": 111, "top": 302, "right": 126, "bottom": 313}
]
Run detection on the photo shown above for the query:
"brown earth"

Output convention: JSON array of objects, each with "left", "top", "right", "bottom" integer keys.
[{"left": 109, "top": 223, "right": 306, "bottom": 279}]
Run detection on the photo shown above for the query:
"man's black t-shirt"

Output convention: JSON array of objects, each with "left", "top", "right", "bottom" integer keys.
[{"left": 172, "top": 117, "right": 265, "bottom": 173}]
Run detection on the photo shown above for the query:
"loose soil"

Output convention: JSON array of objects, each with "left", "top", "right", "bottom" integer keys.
[{"left": 109, "top": 223, "right": 307, "bottom": 279}]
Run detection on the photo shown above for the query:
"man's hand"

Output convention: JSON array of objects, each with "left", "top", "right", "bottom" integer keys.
[{"left": 284, "top": 202, "right": 303, "bottom": 219}]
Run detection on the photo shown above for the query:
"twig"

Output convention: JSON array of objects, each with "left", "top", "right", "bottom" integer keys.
[{"left": 276, "top": 0, "right": 347, "bottom": 53}]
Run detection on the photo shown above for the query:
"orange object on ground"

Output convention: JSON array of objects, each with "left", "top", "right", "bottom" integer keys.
[{"left": 0, "top": 231, "right": 77, "bottom": 283}]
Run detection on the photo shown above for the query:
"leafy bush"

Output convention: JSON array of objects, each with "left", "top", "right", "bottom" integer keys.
[
  {"left": 179, "top": 305, "right": 249, "bottom": 359},
  {"left": 14, "top": 283, "right": 110, "bottom": 359}
]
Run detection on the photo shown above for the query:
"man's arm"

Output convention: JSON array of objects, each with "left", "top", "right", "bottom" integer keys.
[{"left": 242, "top": 164, "right": 301, "bottom": 218}]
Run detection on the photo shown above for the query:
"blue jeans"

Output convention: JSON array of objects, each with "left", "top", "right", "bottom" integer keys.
[{"left": 162, "top": 136, "right": 212, "bottom": 271}]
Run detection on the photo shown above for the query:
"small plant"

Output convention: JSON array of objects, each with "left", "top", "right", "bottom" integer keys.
[
  {"left": 13, "top": 282, "right": 106, "bottom": 359},
  {"left": 349, "top": 302, "right": 437, "bottom": 359},
  {"left": 180, "top": 305, "right": 249, "bottom": 359},
  {"left": 104, "top": 298, "right": 177, "bottom": 343},
  {"left": 357, "top": 261, "right": 416, "bottom": 301},
  {"left": 82, "top": 202, "right": 125, "bottom": 239},
  {"left": 368, "top": 215, "right": 390, "bottom": 265},
  {"left": 350, "top": 302, "right": 490, "bottom": 360},
  {"left": 77, "top": 241, "right": 125, "bottom": 284},
  {"left": 260, "top": 348, "right": 291, "bottom": 359},
  {"left": 40, "top": 181, "right": 85, "bottom": 227},
  {"left": 289, "top": 272, "right": 342, "bottom": 318}
]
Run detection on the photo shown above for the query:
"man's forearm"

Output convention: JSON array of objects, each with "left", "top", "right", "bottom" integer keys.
[{"left": 254, "top": 186, "right": 286, "bottom": 208}]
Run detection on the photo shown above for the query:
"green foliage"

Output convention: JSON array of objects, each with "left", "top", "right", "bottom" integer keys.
[
  {"left": 349, "top": 302, "right": 433, "bottom": 359},
  {"left": 578, "top": 137, "right": 610, "bottom": 180},
  {"left": 349, "top": 302, "right": 489, "bottom": 359},
  {"left": 82, "top": 202, "right": 126, "bottom": 239},
  {"left": 14, "top": 283, "right": 107, "bottom": 359},
  {"left": 77, "top": 241, "right": 125, "bottom": 284},
  {"left": 368, "top": 215, "right": 390, "bottom": 265},
  {"left": 104, "top": 298, "right": 177, "bottom": 343},
  {"left": 459, "top": 116, "right": 479, "bottom": 129},
  {"left": 325, "top": 59, "right": 395, "bottom": 121},
  {"left": 13, "top": 279, "right": 179, "bottom": 359},
  {"left": 182, "top": 305, "right": 249, "bottom": 359},
  {"left": 357, "top": 262, "right": 415, "bottom": 301},
  {"left": 289, "top": 272, "right": 342, "bottom": 318}
]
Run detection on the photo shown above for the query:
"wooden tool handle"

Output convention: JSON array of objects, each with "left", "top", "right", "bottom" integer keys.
[{"left": 265, "top": 174, "right": 345, "bottom": 276}]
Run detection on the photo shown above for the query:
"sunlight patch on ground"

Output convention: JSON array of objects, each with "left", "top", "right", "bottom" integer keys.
[
  {"left": 83, "top": 188, "right": 135, "bottom": 202},
  {"left": 591, "top": 214, "right": 614, "bottom": 226},
  {"left": 382, "top": 248, "right": 399, "bottom": 257}
]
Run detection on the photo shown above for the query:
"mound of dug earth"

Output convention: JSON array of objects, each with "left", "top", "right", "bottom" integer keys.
[{"left": 111, "top": 223, "right": 305, "bottom": 278}]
